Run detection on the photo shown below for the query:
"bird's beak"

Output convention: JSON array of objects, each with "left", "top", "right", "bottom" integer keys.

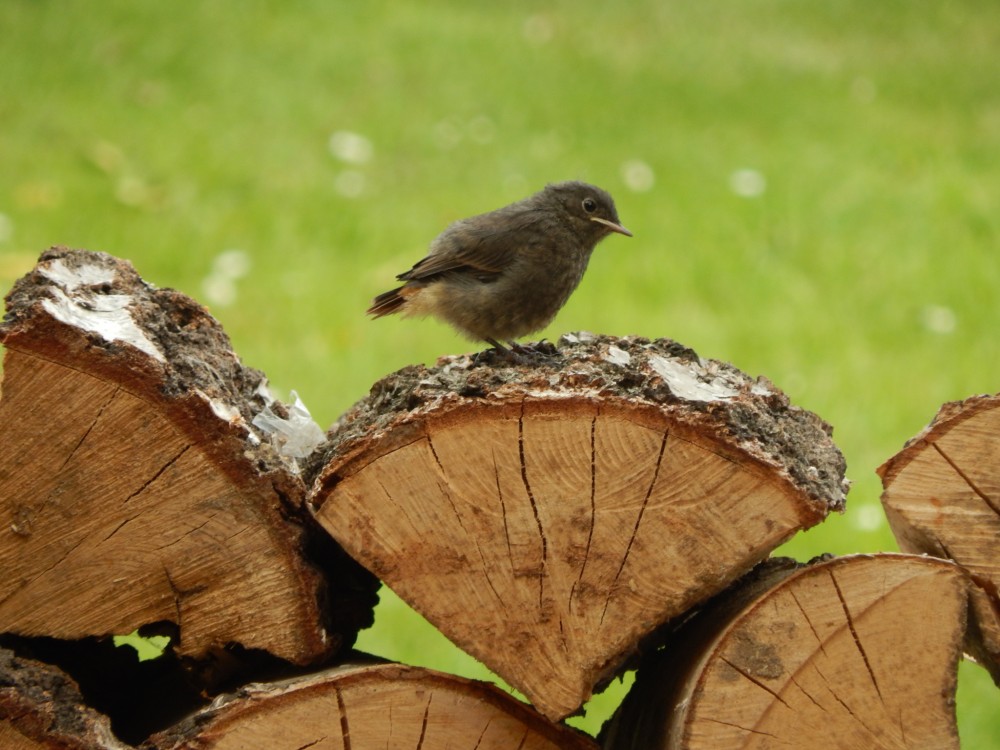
[{"left": 590, "top": 216, "right": 633, "bottom": 237}]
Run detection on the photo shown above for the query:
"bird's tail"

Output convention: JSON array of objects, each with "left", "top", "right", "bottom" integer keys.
[{"left": 367, "top": 286, "right": 407, "bottom": 318}]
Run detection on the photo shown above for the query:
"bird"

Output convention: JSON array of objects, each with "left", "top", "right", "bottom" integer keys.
[{"left": 367, "top": 181, "right": 631, "bottom": 352}]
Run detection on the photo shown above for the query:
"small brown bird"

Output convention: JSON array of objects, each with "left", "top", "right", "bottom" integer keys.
[{"left": 367, "top": 181, "right": 631, "bottom": 351}]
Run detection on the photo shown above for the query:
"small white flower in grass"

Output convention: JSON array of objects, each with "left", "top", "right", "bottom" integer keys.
[
  {"left": 328, "top": 130, "right": 373, "bottom": 165},
  {"left": 433, "top": 118, "right": 462, "bottom": 150},
  {"left": 116, "top": 176, "right": 151, "bottom": 207},
  {"left": 0, "top": 212, "right": 13, "bottom": 243},
  {"left": 621, "top": 159, "right": 655, "bottom": 193},
  {"left": 202, "top": 276, "right": 237, "bottom": 308},
  {"left": 89, "top": 140, "right": 125, "bottom": 174},
  {"left": 853, "top": 503, "right": 885, "bottom": 533},
  {"left": 729, "top": 168, "right": 767, "bottom": 198},
  {"left": 850, "top": 76, "right": 878, "bottom": 104},
  {"left": 335, "top": 170, "right": 366, "bottom": 198},
  {"left": 522, "top": 14, "right": 553, "bottom": 45},
  {"left": 213, "top": 248, "right": 251, "bottom": 279},
  {"left": 921, "top": 305, "right": 957, "bottom": 335},
  {"left": 202, "top": 249, "right": 251, "bottom": 307}
]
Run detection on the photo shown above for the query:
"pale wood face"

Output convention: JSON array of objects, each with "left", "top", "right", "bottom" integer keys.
[
  {"left": 605, "top": 554, "right": 967, "bottom": 750},
  {"left": 881, "top": 397, "right": 1000, "bottom": 681},
  {"left": 314, "top": 398, "right": 822, "bottom": 721},
  {"left": 0, "top": 349, "right": 325, "bottom": 663},
  {"left": 686, "top": 556, "right": 965, "bottom": 750},
  {"left": 181, "top": 664, "right": 595, "bottom": 750},
  {"left": 0, "top": 248, "right": 335, "bottom": 666}
]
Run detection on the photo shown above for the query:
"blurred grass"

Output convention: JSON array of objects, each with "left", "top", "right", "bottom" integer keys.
[{"left": 1, "top": 0, "right": 998, "bottom": 740}]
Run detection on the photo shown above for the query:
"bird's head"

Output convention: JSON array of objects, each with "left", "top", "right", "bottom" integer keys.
[{"left": 545, "top": 181, "right": 632, "bottom": 243}]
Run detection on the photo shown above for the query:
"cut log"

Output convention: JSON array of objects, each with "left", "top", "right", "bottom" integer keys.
[
  {"left": 145, "top": 659, "right": 598, "bottom": 750},
  {"left": 878, "top": 393, "right": 1000, "bottom": 683},
  {"left": 601, "top": 553, "right": 969, "bottom": 750},
  {"left": 0, "top": 248, "right": 376, "bottom": 665},
  {"left": 0, "top": 645, "right": 129, "bottom": 750},
  {"left": 308, "top": 334, "right": 848, "bottom": 720}
]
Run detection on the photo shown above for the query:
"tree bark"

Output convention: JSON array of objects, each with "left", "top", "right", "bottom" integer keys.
[
  {"left": 0, "top": 646, "right": 129, "bottom": 750},
  {"left": 145, "top": 659, "right": 597, "bottom": 750},
  {"left": 601, "top": 554, "right": 968, "bottom": 750},
  {"left": 879, "top": 393, "right": 1000, "bottom": 684},
  {"left": 308, "top": 334, "right": 848, "bottom": 720},
  {"left": 0, "top": 248, "right": 375, "bottom": 665}
]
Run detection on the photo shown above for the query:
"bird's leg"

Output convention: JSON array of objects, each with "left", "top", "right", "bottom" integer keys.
[{"left": 485, "top": 338, "right": 511, "bottom": 353}]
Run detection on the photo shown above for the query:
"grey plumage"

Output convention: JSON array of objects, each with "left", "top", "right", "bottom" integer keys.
[{"left": 368, "top": 181, "right": 631, "bottom": 349}]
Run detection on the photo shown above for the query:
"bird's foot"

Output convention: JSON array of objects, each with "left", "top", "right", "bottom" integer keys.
[
  {"left": 472, "top": 338, "right": 529, "bottom": 365},
  {"left": 509, "top": 339, "right": 557, "bottom": 356},
  {"left": 507, "top": 340, "right": 533, "bottom": 355},
  {"left": 473, "top": 339, "right": 556, "bottom": 366},
  {"left": 470, "top": 340, "right": 510, "bottom": 366}
]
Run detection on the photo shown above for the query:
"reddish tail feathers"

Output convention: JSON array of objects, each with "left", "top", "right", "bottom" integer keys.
[{"left": 367, "top": 287, "right": 407, "bottom": 317}]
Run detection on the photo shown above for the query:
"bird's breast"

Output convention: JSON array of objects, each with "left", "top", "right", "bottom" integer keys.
[{"left": 422, "top": 239, "right": 595, "bottom": 342}]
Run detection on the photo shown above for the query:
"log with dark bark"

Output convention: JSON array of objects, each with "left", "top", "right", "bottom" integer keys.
[
  {"left": 146, "top": 659, "right": 598, "bottom": 750},
  {"left": 308, "top": 333, "right": 848, "bottom": 720},
  {"left": 601, "top": 554, "right": 969, "bottom": 750},
  {"left": 879, "top": 393, "right": 1000, "bottom": 685},
  {"left": 0, "top": 248, "right": 376, "bottom": 666},
  {"left": 0, "top": 645, "right": 127, "bottom": 750}
]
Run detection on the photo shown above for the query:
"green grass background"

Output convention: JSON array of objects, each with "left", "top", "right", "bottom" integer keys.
[{"left": 1, "top": 0, "right": 998, "bottom": 741}]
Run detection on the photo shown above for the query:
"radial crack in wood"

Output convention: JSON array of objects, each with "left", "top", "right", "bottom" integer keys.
[
  {"left": 879, "top": 393, "right": 1000, "bottom": 683},
  {"left": 0, "top": 248, "right": 376, "bottom": 665},
  {"left": 145, "top": 660, "right": 598, "bottom": 750},
  {"left": 602, "top": 554, "right": 968, "bottom": 750},
  {"left": 308, "top": 334, "right": 847, "bottom": 720}
]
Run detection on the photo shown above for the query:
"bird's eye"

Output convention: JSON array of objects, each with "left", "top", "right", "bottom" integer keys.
[{"left": 582, "top": 197, "right": 598, "bottom": 213}]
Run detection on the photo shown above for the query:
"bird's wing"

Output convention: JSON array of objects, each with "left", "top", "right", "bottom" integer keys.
[{"left": 397, "top": 210, "right": 549, "bottom": 283}]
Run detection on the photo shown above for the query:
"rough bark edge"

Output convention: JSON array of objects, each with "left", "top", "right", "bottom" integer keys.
[
  {"left": 876, "top": 392, "right": 1000, "bottom": 684},
  {"left": 144, "top": 656, "right": 598, "bottom": 750},
  {"left": 0, "top": 247, "right": 380, "bottom": 664},
  {"left": 0, "top": 247, "right": 298, "bottom": 489},
  {"left": 876, "top": 392, "right": 996, "bottom": 484},
  {"left": 0, "top": 646, "right": 131, "bottom": 750},
  {"left": 307, "top": 333, "right": 848, "bottom": 515}
]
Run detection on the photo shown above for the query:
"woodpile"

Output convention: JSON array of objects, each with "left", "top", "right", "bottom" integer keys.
[
  {"left": 308, "top": 328, "right": 845, "bottom": 721},
  {"left": 0, "top": 249, "right": 375, "bottom": 666},
  {"left": 0, "top": 248, "right": 993, "bottom": 748},
  {"left": 879, "top": 396, "right": 1000, "bottom": 686},
  {"left": 601, "top": 554, "right": 970, "bottom": 749}
]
